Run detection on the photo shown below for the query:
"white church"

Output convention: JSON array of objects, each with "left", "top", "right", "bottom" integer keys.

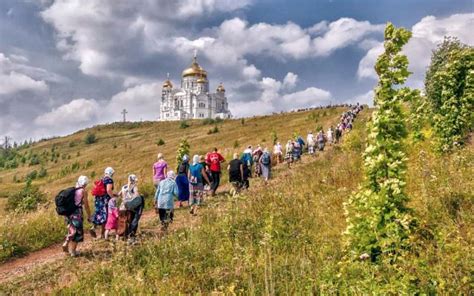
[{"left": 159, "top": 53, "right": 232, "bottom": 121}]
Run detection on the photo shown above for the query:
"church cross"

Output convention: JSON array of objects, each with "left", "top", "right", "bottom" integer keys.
[{"left": 121, "top": 109, "right": 128, "bottom": 122}]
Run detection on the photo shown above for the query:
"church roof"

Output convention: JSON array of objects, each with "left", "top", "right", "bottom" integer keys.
[{"left": 182, "top": 55, "right": 207, "bottom": 78}]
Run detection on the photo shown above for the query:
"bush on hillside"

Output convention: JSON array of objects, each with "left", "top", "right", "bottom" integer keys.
[
  {"left": 156, "top": 138, "right": 165, "bottom": 146},
  {"left": 84, "top": 132, "right": 97, "bottom": 145},
  {"left": 207, "top": 126, "right": 219, "bottom": 134},
  {"left": 6, "top": 179, "right": 47, "bottom": 213},
  {"left": 179, "top": 121, "right": 190, "bottom": 129},
  {"left": 176, "top": 138, "right": 190, "bottom": 164}
]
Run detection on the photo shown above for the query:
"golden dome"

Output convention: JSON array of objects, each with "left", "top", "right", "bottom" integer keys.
[
  {"left": 197, "top": 77, "right": 207, "bottom": 84},
  {"left": 162, "top": 80, "right": 173, "bottom": 88},
  {"left": 217, "top": 83, "right": 225, "bottom": 92},
  {"left": 182, "top": 56, "right": 207, "bottom": 78}
]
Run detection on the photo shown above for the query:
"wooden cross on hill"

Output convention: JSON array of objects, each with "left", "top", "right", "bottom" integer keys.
[{"left": 121, "top": 109, "right": 128, "bottom": 123}]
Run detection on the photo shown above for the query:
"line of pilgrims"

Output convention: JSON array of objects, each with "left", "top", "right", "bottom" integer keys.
[{"left": 60, "top": 104, "right": 363, "bottom": 257}]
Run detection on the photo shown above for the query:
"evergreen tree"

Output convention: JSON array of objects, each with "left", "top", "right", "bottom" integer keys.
[{"left": 343, "top": 23, "right": 416, "bottom": 263}]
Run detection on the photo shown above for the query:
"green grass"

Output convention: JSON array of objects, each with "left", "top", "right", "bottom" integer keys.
[
  {"left": 0, "top": 108, "right": 344, "bottom": 263},
  {"left": 56, "top": 114, "right": 473, "bottom": 294},
  {"left": 0, "top": 107, "right": 472, "bottom": 294}
]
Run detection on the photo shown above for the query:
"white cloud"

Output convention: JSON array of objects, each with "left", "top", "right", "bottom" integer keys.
[
  {"left": 347, "top": 89, "right": 374, "bottom": 106},
  {"left": 357, "top": 13, "right": 474, "bottom": 88},
  {"left": 0, "top": 71, "right": 48, "bottom": 96},
  {"left": 35, "top": 98, "right": 100, "bottom": 127},
  {"left": 283, "top": 72, "right": 298, "bottom": 90},
  {"left": 230, "top": 72, "right": 332, "bottom": 117}
]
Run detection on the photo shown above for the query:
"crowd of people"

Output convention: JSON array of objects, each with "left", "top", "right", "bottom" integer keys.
[{"left": 60, "top": 104, "right": 363, "bottom": 257}]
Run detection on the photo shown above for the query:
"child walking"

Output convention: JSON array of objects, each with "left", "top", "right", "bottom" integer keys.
[{"left": 104, "top": 195, "right": 119, "bottom": 240}]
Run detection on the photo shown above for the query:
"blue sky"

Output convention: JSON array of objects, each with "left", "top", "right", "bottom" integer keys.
[{"left": 0, "top": 0, "right": 472, "bottom": 141}]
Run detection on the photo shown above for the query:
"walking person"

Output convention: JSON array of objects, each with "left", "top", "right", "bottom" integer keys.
[
  {"left": 259, "top": 148, "right": 272, "bottom": 184},
  {"left": 104, "top": 192, "right": 119, "bottom": 241},
  {"left": 206, "top": 148, "right": 225, "bottom": 196},
  {"left": 90, "top": 167, "right": 117, "bottom": 239},
  {"left": 62, "top": 176, "right": 92, "bottom": 257},
  {"left": 228, "top": 153, "right": 244, "bottom": 195},
  {"left": 273, "top": 142, "right": 283, "bottom": 164},
  {"left": 252, "top": 145, "right": 263, "bottom": 177},
  {"left": 316, "top": 130, "right": 326, "bottom": 151},
  {"left": 335, "top": 124, "right": 342, "bottom": 143},
  {"left": 189, "top": 155, "right": 210, "bottom": 215},
  {"left": 154, "top": 171, "right": 179, "bottom": 231},
  {"left": 176, "top": 155, "right": 190, "bottom": 207},
  {"left": 153, "top": 153, "right": 168, "bottom": 187},
  {"left": 242, "top": 146, "right": 253, "bottom": 177},
  {"left": 327, "top": 126, "right": 334, "bottom": 145},
  {"left": 199, "top": 155, "right": 212, "bottom": 197},
  {"left": 118, "top": 174, "right": 143, "bottom": 243},
  {"left": 307, "top": 131, "right": 315, "bottom": 155},
  {"left": 285, "top": 140, "right": 294, "bottom": 168}
]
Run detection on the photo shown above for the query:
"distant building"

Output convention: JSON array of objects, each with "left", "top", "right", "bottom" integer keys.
[{"left": 159, "top": 53, "right": 232, "bottom": 121}]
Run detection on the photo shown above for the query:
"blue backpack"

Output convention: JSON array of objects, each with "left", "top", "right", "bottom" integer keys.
[
  {"left": 261, "top": 152, "right": 271, "bottom": 165},
  {"left": 189, "top": 164, "right": 203, "bottom": 185}
]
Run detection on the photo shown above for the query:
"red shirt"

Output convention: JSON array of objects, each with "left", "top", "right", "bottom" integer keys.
[{"left": 206, "top": 152, "right": 225, "bottom": 172}]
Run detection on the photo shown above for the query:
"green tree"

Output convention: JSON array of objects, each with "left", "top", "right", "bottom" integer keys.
[
  {"left": 343, "top": 23, "right": 416, "bottom": 263},
  {"left": 84, "top": 132, "right": 97, "bottom": 145},
  {"left": 425, "top": 37, "right": 473, "bottom": 152},
  {"left": 271, "top": 130, "right": 278, "bottom": 145},
  {"left": 176, "top": 138, "right": 190, "bottom": 165}
]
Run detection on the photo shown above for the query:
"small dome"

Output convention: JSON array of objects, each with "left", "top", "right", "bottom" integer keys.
[
  {"left": 217, "top": 83, "right": 225, "bottom": 92},
  {"left": 162, "top": 79, "right": 173, "bottom": 88},
  {"left": 182, "top": 56, "right": 207, "bottom": 78}
]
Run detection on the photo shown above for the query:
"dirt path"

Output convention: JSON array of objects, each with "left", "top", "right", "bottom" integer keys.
[{"left": 0, "top": 140, "right": 340, "bottom": 291}]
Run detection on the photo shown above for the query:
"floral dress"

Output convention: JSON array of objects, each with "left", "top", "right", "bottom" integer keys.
[
  {"left": 66, "top": 188, "right": 84, "bottom": 243},
  {"left": 92, "top": 177, "right": 113, "bottom": 225}
]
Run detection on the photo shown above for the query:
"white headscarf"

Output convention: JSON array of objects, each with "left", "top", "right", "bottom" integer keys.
[
  {"left": 76, "top": 175, "right": 89, "bottom": 188},
  {"left": 192, "top": 155, "right": 200, "bottom": 165},
  {"left": 104, "top": 167, "right": 115, "bottom": 177},
  {"left": 167, "top": 170, "right": 176, "bottom": 180}
]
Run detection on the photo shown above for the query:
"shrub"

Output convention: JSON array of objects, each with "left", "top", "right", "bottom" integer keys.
[
  {"left": 84, "top": 132, "right": 97, "bottom": 145},
  {"left": 179, "top": 121, "right": 190, "bottom": 129},
  {"left": 6, "top": 180, "right": 47, "bottom": 213},
  {"left": 207, "top": 126, "right": 219, "bottom": 134},
  {"left": 69, "top": 141, "right": 77, "bottom": 148},
  {"left": 271, "top": 130, "right": 278, "bottom": 145},
  {"left": 25, "top": 170, "right": 38, "bottom": 181},
  {"left": 233, "top": 140, "right": 240, "bottom": 148},
  {"left": 156, "top": 138, "right": 165, "bottom": 146},
  {"left": 240, "top": 118, "right": 245, "bottom": 125},
  {"left": 202, "top": 118, "right": 216, "bottom": 125},
  {"left": 29, "top": 155, "right": 40, "bottom": 166},
  {"left": 38, "top": 167, "right": 47, "bottom": 178}
]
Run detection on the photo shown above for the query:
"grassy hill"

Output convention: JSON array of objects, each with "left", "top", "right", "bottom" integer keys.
[
  {"left": 0, "top": 107, "right": 472, "bottom": 294},
  {"left": 0, "top": 107, "right": 345, "bottom": 262}
]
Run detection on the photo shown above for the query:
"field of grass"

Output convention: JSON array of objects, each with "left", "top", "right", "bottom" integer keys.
[
  {"left": 0, "top": 107, "right": 344, "bottom": 263},
  {"left": 0, "top": 106, "right": 471, "bottom": 294}
]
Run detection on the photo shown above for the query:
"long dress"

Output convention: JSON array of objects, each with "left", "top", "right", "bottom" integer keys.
[{"left": 176, "top": 174, "right": 190, "bottom": 202}]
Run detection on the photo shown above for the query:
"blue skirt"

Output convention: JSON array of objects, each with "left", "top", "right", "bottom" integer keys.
[{"left": 176, "top": 174, "right": 190, "bottom": 201}]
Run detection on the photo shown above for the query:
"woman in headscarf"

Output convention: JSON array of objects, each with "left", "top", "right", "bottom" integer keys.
[
  {"left": 259, "top": 148, "right": 272, "bottom": 184},
  {"left": 118, "top": 174, "right": 143, "bottom": 243},
  {"left": 189, "top": 155, "right": 210, "bottom": 215},
  {"left": 228, "top": 152, "right": 244, "bottom": 195},
  {"left": 154, "top": 171, "right": 179, "bottom": 231},
  {"left": 90, "top": 167, "right": 117, "bottom": 239},
  {"left": 62, "top": 175, "right": 91, "bottom": 257},
  {"left": 176, "top": 155, "right": 190, "bottom": 207},
  {"left": 285, "top": 140, "right": 294, "bottom": 168},
  {"left": 153, "top": 153, "right": 168, "bottom": 187}
]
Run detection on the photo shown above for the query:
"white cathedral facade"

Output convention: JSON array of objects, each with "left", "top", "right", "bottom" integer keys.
[{"left": 159, "top": 54, "right": 232, "bottom": 121}]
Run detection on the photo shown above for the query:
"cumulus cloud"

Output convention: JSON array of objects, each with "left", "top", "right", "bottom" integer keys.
[
  {"left": 35, "top": 98, "right": 100, "bottom": 127},
  {"left": 357, "top": 13, "right": 474, "bottom": 87},
  {"left": 0, "top": 71, "right": 48, "bottom": 96},
  {"left": 230, "top": 72, "right": 332, "bottom": 117}
]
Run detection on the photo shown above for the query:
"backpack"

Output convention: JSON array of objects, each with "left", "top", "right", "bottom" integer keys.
[
  {"left": 189, "top": 164, "right": 203, "bottom": 185},
  {"left": 261, "top": 153, "right": 271, "bottom": 165},
  {"left": 55, "top": 187, "right": 78, "bottom": 216},
  {"left": 125, "top": 195, "right": 143, "bottom": 211},
  {"left": 91, "top": 179, "right": 106, "bottom": 197}
]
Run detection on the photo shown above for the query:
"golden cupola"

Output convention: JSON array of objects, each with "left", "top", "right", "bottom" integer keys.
[
  {"left": 162, "top": 73, "right": 173, "bottom": 88},
  {"left": 216, "top": 83, "right": 225, "bottom": 92},
  {"left": 182, "top": 54, "right": 207, "bottom": 78}
]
